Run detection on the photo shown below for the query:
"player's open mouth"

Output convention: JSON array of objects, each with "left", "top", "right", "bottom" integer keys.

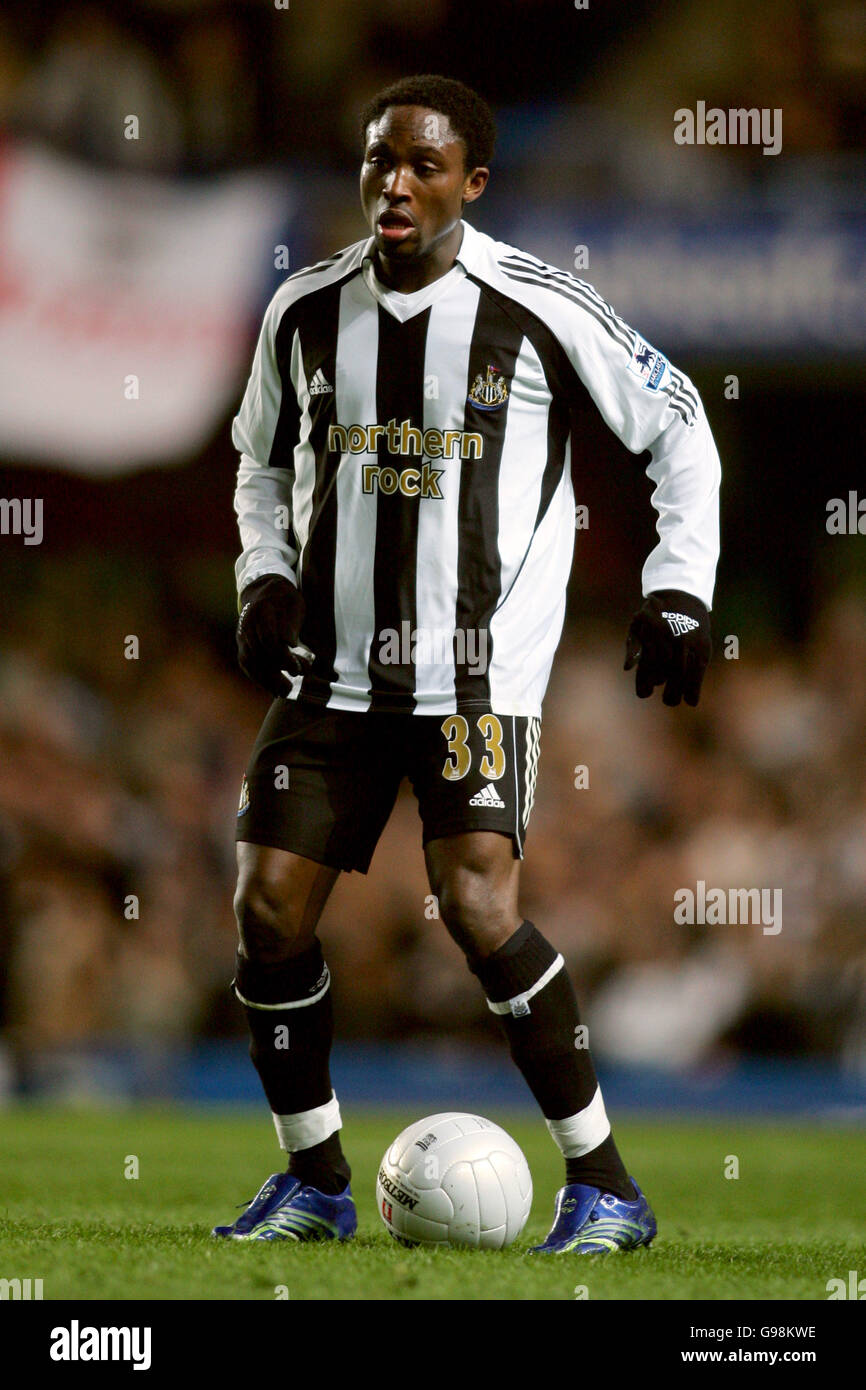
[{"left": 377, "top": 212, "right": 416, "bottom": 243}]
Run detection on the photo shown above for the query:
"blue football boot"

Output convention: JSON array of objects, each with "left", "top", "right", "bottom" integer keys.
[
  {"left": 530, "top": 1178, "right": 656, "bottom": 1254},
  {"left": 211, "top": 1171, "right": 357, "bottom": 1242}
]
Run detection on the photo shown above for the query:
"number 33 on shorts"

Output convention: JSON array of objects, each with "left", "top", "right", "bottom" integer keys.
[
  {"left": 441, "top": 713, "right": 508, "bottom": 781},
  {"left": 433, "top": 713, "right": 541, "bottom": 855}
]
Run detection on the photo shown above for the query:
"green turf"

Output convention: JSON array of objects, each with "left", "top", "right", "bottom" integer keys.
[{"left": 0, "top": 1106, "right": 863, "bottom": 1300}]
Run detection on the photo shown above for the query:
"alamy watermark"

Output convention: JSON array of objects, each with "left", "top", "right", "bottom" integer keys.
[
  {"left": 378, "top": 622, "right": 488, "bottom": 675},
  {"left": 827, "top": 1270, "right": 866, "bottom": 1299},
  {"left": 826, "top": 492, "right": 866, "bottom": 534},
  {"left": 674, "top": 102, "right": 782, "bottom": 156},
  {"left": 49, "top": 1322, "right": 151, "bottom": 1370},
  {"left": 0, "top": 498, "right": 42, "bottom": 544},
  {"left": 0, "top": 1276, "right": 43, "bottom": 1299},
  {"left": 674, "top": 880, "right": 782, "bottom": 935}
]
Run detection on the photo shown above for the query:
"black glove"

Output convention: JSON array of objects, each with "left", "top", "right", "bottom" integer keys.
[
  {"left": 236, "top": 574, "right": 314, "bottom": 697},
  {"left": 623, "top": 589, "right": 711, "bottom": 707}
]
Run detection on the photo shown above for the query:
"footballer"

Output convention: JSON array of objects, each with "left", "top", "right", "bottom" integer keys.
[{"left": 214, "top": 75, "right": 720, "bottom": 1251}]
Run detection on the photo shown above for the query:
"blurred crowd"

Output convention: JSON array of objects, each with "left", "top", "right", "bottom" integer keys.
[
  {"left": 0, "top": 0, "right": 862, "bottom": 190},
  {"left": 1, "top": 551, "right": 865, "bottom": 1090}
]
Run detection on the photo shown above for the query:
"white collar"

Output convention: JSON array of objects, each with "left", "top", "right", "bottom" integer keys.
[
  {"left": 360, "top": 220, "right": 485, "bottom": 321},
  {"left": 453, "top": 219, "right": 485, "bottom": 274}
]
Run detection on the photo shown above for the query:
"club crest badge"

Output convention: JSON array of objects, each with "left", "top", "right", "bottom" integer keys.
[
  {"left": 468, "top": 364, "right": 509, "bottom": 411},
  {"left": 237, "top": 775, "right": 250, "bottom": 817}
]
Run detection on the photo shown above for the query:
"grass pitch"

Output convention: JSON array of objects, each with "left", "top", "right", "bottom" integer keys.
[{"left": 0, "top": 1106, "right": 863, "bottom": 1301}]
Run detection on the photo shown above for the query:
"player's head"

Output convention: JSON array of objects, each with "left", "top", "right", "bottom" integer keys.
[{"left": 359, "top": 75, "right": 494, "bottom": 266}]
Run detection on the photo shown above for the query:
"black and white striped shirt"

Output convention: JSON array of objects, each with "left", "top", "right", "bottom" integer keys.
[{"left": 232, "top": 220, "right": 720, "bottom": 716}]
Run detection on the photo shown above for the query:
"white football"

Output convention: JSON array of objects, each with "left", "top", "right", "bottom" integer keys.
[{"left": 376, "top": 1112, "right": 532, "bottom": 1249}]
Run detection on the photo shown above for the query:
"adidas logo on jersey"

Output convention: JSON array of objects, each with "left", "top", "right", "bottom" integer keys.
[
  {"left": 469, "top": 783, "right": 506, "bottom": 809},
  {"left": 309, "top": 369, "right": 333, "bottom": 396},
  {"left": 662, "top": 611, "right": 700, "bottom": 637}
]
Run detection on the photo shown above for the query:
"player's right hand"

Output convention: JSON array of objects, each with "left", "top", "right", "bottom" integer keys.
[{"left": 236, "top": 574, "right": 314, "bottom": 697}]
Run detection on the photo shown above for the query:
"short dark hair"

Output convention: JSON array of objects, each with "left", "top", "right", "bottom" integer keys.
[{"left": 359, "top": 75, "right": 496, "bottom": 171}]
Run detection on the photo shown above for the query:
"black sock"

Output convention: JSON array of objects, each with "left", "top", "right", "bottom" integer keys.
[
  {"left": 287, "top": 1133, "right": 351, "bottom": 1196},
  {"left": 469, "top": 921, "right": 635, "bottom": 1201},
  {"left": 234, "top": 943, "right": 350, "bottom": 1193},
  {"left": 566, "top": 1136, "right": 636, "bottom": 1200}
]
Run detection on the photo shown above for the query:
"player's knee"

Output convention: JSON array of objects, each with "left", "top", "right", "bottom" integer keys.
[
  {"left": 436, "top": 868, "right": 517, "bottom": 958},
  {"left": 234, "top": 869, "right": 305, "bottom": 962},
  {"left": 437, "top": 877, "right": 483, "bottom": 938}
]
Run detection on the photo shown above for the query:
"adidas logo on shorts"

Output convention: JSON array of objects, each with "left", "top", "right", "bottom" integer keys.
[{"left": 468, "top": 783, "right": 506, "bottom": 808}]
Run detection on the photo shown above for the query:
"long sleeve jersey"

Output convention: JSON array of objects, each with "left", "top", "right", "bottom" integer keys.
[{"left": 232, "top": 219, "right": 720, "bottom": 716}]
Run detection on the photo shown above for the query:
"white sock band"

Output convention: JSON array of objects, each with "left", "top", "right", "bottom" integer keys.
[
  {"left": 545, "top": 1085, "right": 611, "bottom": 1158},
  {"left": 234, "top": 966, "right": 331, "bottom": 1011},
  {"left": 486, "top": 954, "right": 564, "bottom": 1018},
  {"left": 272, "top": 1092, "right": 342, "bottom": 1153}
]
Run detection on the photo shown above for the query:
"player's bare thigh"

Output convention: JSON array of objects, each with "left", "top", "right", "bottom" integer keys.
[
  {"left": 234, "top": 842, "right": 340, "bottom": 963},
  {"left": 424, "top": 831, "right": 522, "bottom": 959}
]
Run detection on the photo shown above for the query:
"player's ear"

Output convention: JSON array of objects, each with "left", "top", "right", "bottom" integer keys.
[{"left": 462, "top": 166, "right": 489, "bottom": 204}]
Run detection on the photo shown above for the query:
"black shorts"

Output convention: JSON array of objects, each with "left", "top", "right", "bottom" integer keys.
[{"left": 236, "top": 698, "right": 542, "bottom": 873}]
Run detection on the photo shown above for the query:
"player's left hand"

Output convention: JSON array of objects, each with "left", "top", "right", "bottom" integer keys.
[{"left": 623, "top": 589, "right": 711, "bottom": 707}]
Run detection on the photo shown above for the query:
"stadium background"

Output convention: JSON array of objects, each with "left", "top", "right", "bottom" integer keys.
[{"left": 0, "top": 0, "right": 864, "bottom": 1120}]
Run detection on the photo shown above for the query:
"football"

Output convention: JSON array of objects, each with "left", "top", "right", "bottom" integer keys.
[{"left": 376, "top": 1112, "right": 532, "bottom": 1248}]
